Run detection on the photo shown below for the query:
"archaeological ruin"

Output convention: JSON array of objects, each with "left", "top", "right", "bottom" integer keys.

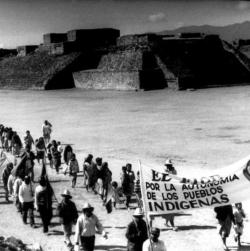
[{"left": 0, "top": 28, "right": 249, "bottom": 90}]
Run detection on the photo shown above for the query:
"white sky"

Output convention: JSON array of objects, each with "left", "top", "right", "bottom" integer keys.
[{"left": 0, "top": 0, "right": 249, "bottom": 48}]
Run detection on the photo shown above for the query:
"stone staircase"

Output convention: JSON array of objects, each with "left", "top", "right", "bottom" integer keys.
[
  {"left": 0, "top": 52, "right": 82, "bottom": 90},
  {"left": 155, "top": 54, "right": 179, "bottom": 89},
  {"left": 222, "top": 41, "right": 250, "bottom": 73}
]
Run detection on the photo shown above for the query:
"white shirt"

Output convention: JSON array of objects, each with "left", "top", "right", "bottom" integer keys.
[
  {"left": 42, "top": 124, "right": 52, "bottom": 135},
  {"left": 75, "top": 214, "right": 105, "bottom": 243},
  {"left": 19, "top": 182, "right": 34, "bottom": 203},
  {"left": 58, "top": 145, "right": 63, "bottom": 153},
  {"left": 143, "top": 239, "right": 167, "bottom": 251},
  {"left": 34, "top": 185, "right": 46, "bottom": 209},
  {"left": 13, "top": 178, "right": 23, "bottom": 197}
]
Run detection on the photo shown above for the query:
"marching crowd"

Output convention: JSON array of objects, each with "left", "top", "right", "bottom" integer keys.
[
  {"left": 0, "top": 121, "right": 167, "bottom": 251},
  {"left": 0, "top": 121, "right": 248, "bottom": 251}
]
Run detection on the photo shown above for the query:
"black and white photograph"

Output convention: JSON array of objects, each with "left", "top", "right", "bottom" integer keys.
[{"left": 1, "top": 0, "right": 250, "bottom": 250}]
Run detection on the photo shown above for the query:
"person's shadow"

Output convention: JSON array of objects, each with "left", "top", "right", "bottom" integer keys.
[
  {"left": 161, "top": 225, "right": 216, "bottom": 231},
  {"left": 95, "top": 245, "right": 126, "bottom": 250},
  {"left": 47, "top": 230, "right": 64, "bottom": 236},
  {"left": 234, "top": 242, "right": 250, "bottom": 250}
]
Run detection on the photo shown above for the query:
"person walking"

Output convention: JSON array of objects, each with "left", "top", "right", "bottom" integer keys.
[
  {"left": 214, "top": 204, "right": 235, "bottom": 250},
  {"left": 6, "top": 127, "right": 13, "bottom": 152},
  {"left": 125, "top": 208, "right": 148, "bottom": 251},
  {"left": 233, "top": 202, "right": 246, "bottom": 247},
  {"left": 83, "top": 154, "right": 95, "bottom": 192},
  {"left": 2, "top": 162, "right": 14, "bottom": 202},
  {"left": 24, "top": 130, "right": 34, "bottom": 150},
  {"left": 13, "top": 174, "right": 23, "bottom": 213},
  {"left": 63, "top": 145, "right": 73, "bottom": 165},
  {"left": 2, "top": 127, "right": 8, "bottom": 151},
  {"left": 162, "top": 159, "right": 178, "bottom": 230},
  {"left": 7, "top": 168, "right": 16, "bottom": 199},
  {"left": 19, "top": 176, "right": 35, "bottom": 227},
  {"left": 143, "top": 228, "right": 167, "bottom": 251},
  {"left": 57, "top": 189, "right": 78, "bottom": 248},
  {"left": 11, "top": 131, "right": 22, "bottom": 157},
  {"left": 126, "top": 163, "right": 135, "bottom": 195},
  {"left": 20, "top": 145, "right": 36, "bottom": 182},
  {"left": 95, "top": 157, "right": 103, "bottom": 197},
  {"left": 42, "top": 120, "right": 52, "bottom": 146},
  {"left": 51, "top": 140, "right": 61, "bottom": 174},
  {"left": 74, "top": 202, "right": 108, "bottom": 251},
  {"left": 64, "top": 153, "right": 79, "bottom": 188},
  {"left": 34, "top": 176, "right": 53, "bottom": 233},
  {"left": 35, "top": 137, "right": 46, "bottom": 165},
  {"left": 101, "top": 162, "right": 112, "bottom": 203},
  {"left": 121, "top": 166, "right": 131, "bottom": 208}
]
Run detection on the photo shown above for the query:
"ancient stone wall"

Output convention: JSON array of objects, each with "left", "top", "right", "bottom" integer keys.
[
  {"left": 17, "top": 45, "right": 38, "bottom": 56},
  {"left": 73, "top": 70, "right": 140, "bottom": 90},
  {"left": 97, "top": 49, "right": 144, "bottom": 71},
  {"left": 67, "top": 28, "right": 120, "bottom": 47},
  {"left": 48, "top": 41, "right": 80, "bottom": 55},
  {"left": 1, "top": 28, "right": 249, "bottom": 91},
  {"left": 43, "top": 33, "right": 67, "bottom": 45},
  {"left": 117, "top": 34, "right": 158, "bottom": 47}
]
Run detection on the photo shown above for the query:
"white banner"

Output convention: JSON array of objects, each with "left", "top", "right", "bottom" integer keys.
[{"left": 140, "top": 156, "right": 250, "bottom": 216}]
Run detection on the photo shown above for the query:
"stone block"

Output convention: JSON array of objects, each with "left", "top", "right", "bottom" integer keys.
[
  {"left": 117, "top": 34, "right": 158, "bottom": 47},
  {"left": 73, "top": 70, "right": 140, "bottom": 90},
  {"left": 17, "top": 45, "right": 38, "bottom": 56},
  {"left": 43, "top": 33, "right": 67, "bottom": 45},
  {"left": 67, "top": 28, "right": 120, "bottom": 47}
]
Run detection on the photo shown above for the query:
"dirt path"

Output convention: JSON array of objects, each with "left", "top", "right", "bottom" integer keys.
[
  {"left": 1, "top": 153, "right": 250, "bottom": 251},
  {"left": 1, "top": 87, "right": 250, "bottom": 250}
]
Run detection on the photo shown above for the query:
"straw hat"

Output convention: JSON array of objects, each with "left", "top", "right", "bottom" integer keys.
[
  {"left": 165, "top": 159, "right": 173, "bottom": 166},
  {"left": 133, "top": 207, "right": 144, "bottom": 217},
  {"left": 82, "top": 202, "right": 94, "bottom": 211},
  {"left": 61, "top": 189, "right": 72, "bottom": 198}
]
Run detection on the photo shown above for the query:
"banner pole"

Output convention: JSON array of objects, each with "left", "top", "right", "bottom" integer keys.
[{"left": 138, "top": 160, "right": 153, "bottom": 251}]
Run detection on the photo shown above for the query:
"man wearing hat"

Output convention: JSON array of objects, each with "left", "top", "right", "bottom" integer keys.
[
  {"left": 163, "top": 159, "right": 177, "bottom": 230},
  {"left": 143, "top": 228, "right": 167, "bottom": 251},
  {"left": 74, "top": 202, "right": 108, "bottom": 251},
  {"left": 57, "top": 189, "right": 78, "bottom": 248},
  {"left": 2, "top": 162, "right": 14, "bottom": 202},
  {"left": 164, "top": 159, "right": 177, "bottom": 175},
  {"left": 125, "top": 207, "right": 148, "bottom": 251}
]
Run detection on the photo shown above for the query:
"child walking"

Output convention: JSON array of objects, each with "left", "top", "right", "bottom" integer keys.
[
  {"left": 233, "top": 202, "right": 246, "bottom": 247},
  {"left": 64, "top": 153, "right": 79, "bottom": 188}
]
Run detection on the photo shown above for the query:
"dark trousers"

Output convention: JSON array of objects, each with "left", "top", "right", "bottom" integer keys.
[
  {"left": 3, "top": 185, "right": 9, "bottom": 201},
  {"left": 71, "top": 173, "right": 77, "bottom": 188},
  {"left": 22, "top": 201, "right": 34, "bottom": 226},
  {"left": 38, "top": 205, "right": 50, "bottom": 232},
  {"left": 80, "top": 236, "right": 95, "bottom": 251},
  {"left": 15, "top": 197, "right": 22, "bottom": 213},
  {"left": 53, "top": 158, "right": 61, "bottom": 173},
  {"left": 125, "top": 195, "right": 131, "bottom": 208}
]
